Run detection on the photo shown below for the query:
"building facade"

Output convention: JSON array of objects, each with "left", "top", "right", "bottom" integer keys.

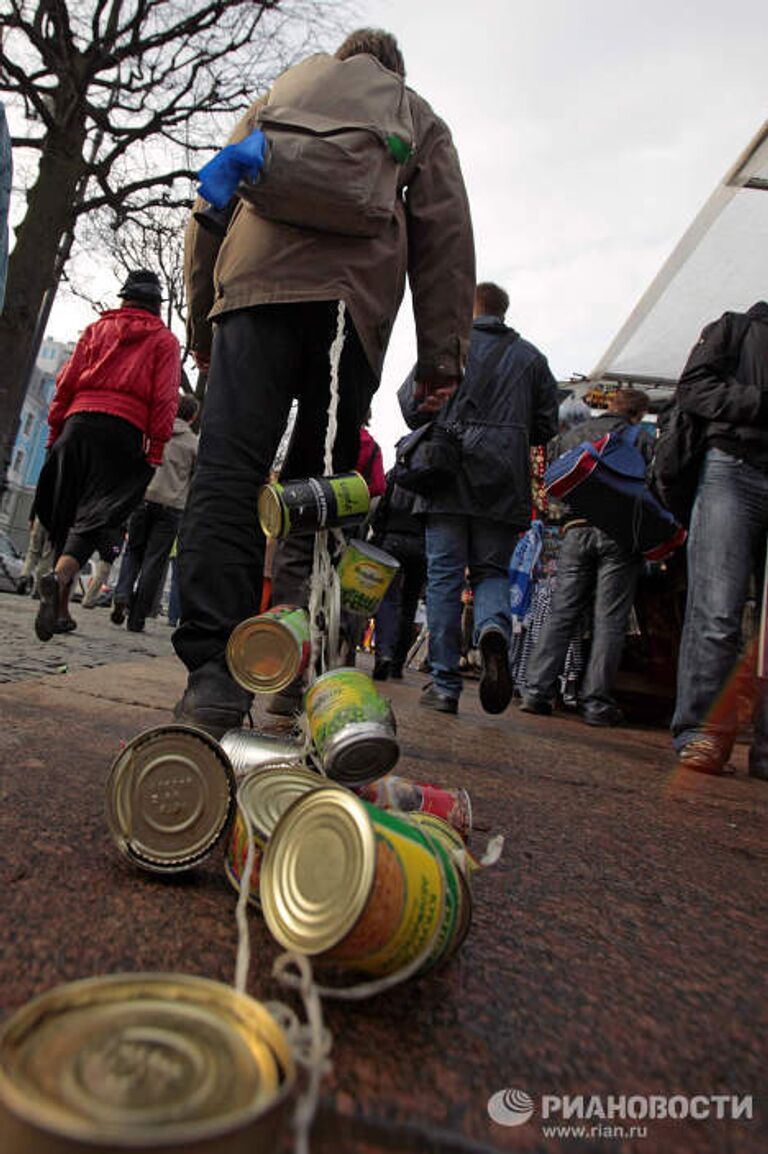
[{"left": 0, "top": 336, "right": 74, "bottom": 551}]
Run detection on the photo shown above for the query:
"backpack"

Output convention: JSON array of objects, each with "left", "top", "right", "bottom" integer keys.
[
  {"left": 238, "top": 53, "right": 414, "bottom": 238},
  {"left": 544, "top": 423, "right": 686, "bottom": 561}
]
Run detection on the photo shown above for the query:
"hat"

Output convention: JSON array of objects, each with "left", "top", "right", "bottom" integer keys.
[{"left": 117, "top": 269, "right": 163, "bottom": 303}]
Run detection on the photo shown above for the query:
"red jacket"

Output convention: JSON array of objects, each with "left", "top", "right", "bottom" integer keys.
[
  {"left": 47, "top": 307, "right": 181, "bottom": 466},
  {"left": 356, "top": 427, "right": 386, "bottom": 498}
]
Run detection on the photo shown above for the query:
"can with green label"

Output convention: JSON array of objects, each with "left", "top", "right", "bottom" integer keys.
[
  {"left": 257, "top": 472, "right": 370, "bottom": 539},
  {"left": 304, "top": 667, "right": 399, "bottom": 786}
]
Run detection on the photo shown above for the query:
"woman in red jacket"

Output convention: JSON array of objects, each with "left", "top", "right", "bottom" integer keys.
[{"left": 33, "top": 270, "right": 180, "bottom": 641}]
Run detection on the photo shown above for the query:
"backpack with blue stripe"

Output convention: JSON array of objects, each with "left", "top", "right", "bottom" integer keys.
[{"left": 543, "top": 423, "right": 686, "bottom": 561}]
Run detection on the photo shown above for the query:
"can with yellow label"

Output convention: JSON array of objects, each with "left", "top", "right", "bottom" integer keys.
[
  {"left": 303, "top": 668, "right": 399, "bottom": 786},
  {"left": 336, "top": 540, "right": 400, "bottom": 616}
]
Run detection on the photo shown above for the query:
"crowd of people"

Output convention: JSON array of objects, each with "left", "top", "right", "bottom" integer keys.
[{"left": 12, "top": 27, "right": 767, "bottom": 782}]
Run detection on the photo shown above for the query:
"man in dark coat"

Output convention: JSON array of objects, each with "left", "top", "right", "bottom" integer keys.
[
  {"left": 520, "top": 387, "right": 652, "bottom": 727},
  {"left": 398, "top": 281, "right": 559, "bottom": 715},
  {"left": 671, "top": 302, "right": 768, "bottom": 777}
]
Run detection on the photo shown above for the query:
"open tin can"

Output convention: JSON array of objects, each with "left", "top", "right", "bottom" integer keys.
[
  {"left": 336, "top": 540, "right": 400, "bottom": 616},
  {"left": 0, "top": 973, "right": 295, "bottom": 1153},
  {"left": 105, "top": 725, "right": 236, "bottom": 873}
]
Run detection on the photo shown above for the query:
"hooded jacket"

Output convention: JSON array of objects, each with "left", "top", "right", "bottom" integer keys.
[
  {"left": 47, "top": 307, "right": 181, "bottom": 466},
  {"left": 184, "top": 62, "right": 475, "bottom": 384},
  {"left": 144, "top": 417, "right": 198, "bottom": 509},
  {"left": 677, "top": 301, "right": 768, "bottom": 473},
  {"left": 398, "top": 316, "right": 559, "bottom": 526}
]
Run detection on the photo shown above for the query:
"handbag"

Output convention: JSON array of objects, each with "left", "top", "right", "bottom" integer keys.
[{"left": 394, "top": 331, "right": 518, "bottom": 496}]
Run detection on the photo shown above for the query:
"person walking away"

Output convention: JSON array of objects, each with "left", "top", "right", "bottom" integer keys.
[
  {"left": 173, "top": 28, "right": 475, "bottom": 736},
  {"left": 111, "top": 393, "right": 199, "bottom": 632},
  {"left": 671, "top": 303, "right": 768, "bottom": 777},
  {"left": 371, "top": 469, "right": 426, "bottom": 681},
  {"left": 520, "top": 388, "right": 652, "bottom": 726},
  {"left": 32, "top": 270, "right": 180, "bottom": 641},
  {"left": 398, "top": 281, "right": 559, "bottom": 715}
]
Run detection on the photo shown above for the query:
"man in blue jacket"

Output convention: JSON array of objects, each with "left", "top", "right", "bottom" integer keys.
[{"left": 398, "top": 281, "right": 559, "bottom": 715}]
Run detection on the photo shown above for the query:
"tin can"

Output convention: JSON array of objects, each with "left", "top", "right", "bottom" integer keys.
[
  {"left": 417, "top": 831, "right": 473, "bottom": 972},
  {"left": 356, "top": 775, "right": 472, "bottom": 841},
  {"left": 220, "top": 728, "right": 307, "bottom": 779},
  {"left": 260, "top": 788, "right": 445, "bottom": 978},
  {"left": 257, "top": 472, "right": 370, "bottom": 539},
  {"left": 105, "top": 725, "right": 236, "bottom": 873},
  {"left": 226, "top": 605, "right": 310, "bottom": 694},
  {"left": 0, "top": 973, "right": 295, "bottom": 1154},
  {"left": 224, "top": 763, "right": 328, "bottom": 905},
  {"left": 406, "top": 811, "right": 481, "bottom": 878},
  {"left": 336, "top": 540, "right": 400, "bottom": 616},
  {"left": 303, "top": 668, "right": 399, "bottom": 786}
]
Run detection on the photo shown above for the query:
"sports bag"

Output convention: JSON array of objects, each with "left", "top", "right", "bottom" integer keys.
[
  {"left": 544, "top": 423, "right": 686, "bottom": 561},
  {"left": 238, "top": 53, "right": 414, "bottom": 237}
]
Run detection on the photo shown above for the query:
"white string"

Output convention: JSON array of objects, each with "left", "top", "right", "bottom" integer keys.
[{"left": 233, "top": 798, "right": 257, "bottom": 994}]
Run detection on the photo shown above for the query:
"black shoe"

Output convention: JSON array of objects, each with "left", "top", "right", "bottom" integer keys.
[
  {"left": 126, "top": 618, "right": 145, "bottom": 633},
  {"left": 110, "top": 600, "right": 127, "bottom": 625},
  {"left": 35, "top": 572, "right": 61, "bottom": 642},
  {"left": 372, "top": 659, "right": 391, "bottom": 681},
  {"left": 53, "top": 616, "right": 77, "bottom": 634},
  {"left": 266, "top": 678, "right": 304, "bottom": 718},
  {"left": 519, "top": 695, "right": 553, "bottom": 716},
  {"left": 173, "top": 662, "right": 253, "bottom": 740},
  {"left": 582, "top": 705, "right": 624, "bottom": 728},
  {"left": 16, "top": 575, "right": 33, "bottom": 596},
  {"left": 478, "top": 626, "right": 513, "bottom": 715},
  {"left": 419, "top": 684, "right": 458, "bottom": 715},
  {"left": 390, "top": 665, "right": 404, "bottom": 680}
]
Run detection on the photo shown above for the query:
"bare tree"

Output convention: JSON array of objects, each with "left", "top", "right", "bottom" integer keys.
[{"left": 0, "top": 0, "right": 345, "bottom": 483}]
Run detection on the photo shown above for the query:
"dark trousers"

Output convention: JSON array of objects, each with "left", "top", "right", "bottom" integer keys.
[
  {"left": 524, "top": 525, "right": 641, "bottom": 716},
  {"left": 115, "top": 500, "right": 181, "bottom": 628},
  {"left": 374, "top": 538, "right": 426, "bottom": 670},
  {"left": 174, "top": 303, "right": 377, "bottom": 673}
]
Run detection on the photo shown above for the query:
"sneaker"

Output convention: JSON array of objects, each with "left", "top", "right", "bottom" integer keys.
[
  {"left": 419, "top": 684, "right": 458, "bottom": 715},
  {"left": 372, "top": 659, "right": 391, "bottom": 682},
  {"left": 110, "top": 599, "right": 127, "bottom": 626},
  {"left": 478, "top": 627, "right": 513, "bottom": 715},
  {"left": 35, "top": 572, "right": 61, "bottom": 642},
  {"left": 266, "top": 679, "right": 304, "bottom": 718},
  {"left": 677, "top": 735, "right": 731, "bottom": 776},
  {"left": 173, "top": 663, "right": 253, "bottom": 740},
  {"left": 582, "top": 705, "right": 624, "bottom": 728},
  {"left": 519, "top": 695, "right": 553, "bottom": 716}
]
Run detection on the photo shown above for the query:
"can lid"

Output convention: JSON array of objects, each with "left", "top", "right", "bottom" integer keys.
[
  {"left": 0, "top": 973, "right": 294, "bottom": 1146},
  {"left": 324, "top": 722, "right": 400, "bottom": 786},
  {"left": 105, "top": 725, "right": 236, "bottom": 872},
  {"left": 257, "top": 485, "right": 285, "bottom": 538},
  {"left": 260, "top": 787, "right": 376, "bottom": 955},
  {"left": 226, "top": 614, "right": 306, "bottom": 693},
  {"left": 237, "top": 764, "right": 329, "bottom": 840}
]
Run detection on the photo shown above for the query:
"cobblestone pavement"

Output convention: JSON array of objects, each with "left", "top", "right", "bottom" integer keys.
[{"left": 0, "top": 588, "right": 175, "bottom": 683}]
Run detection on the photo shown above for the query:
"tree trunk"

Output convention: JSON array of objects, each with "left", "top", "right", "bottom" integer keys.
[{"left": 0, "top": 123, "right": 86, "bottom": 485}]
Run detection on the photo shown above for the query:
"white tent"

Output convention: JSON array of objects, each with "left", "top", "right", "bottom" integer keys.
[{"left": 590, "top": 118, "right": 768, "bottom": 387}]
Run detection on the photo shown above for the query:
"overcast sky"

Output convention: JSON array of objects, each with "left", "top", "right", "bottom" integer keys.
[{"left": 44, "top": 0, "right": 767, "bottom": 465}]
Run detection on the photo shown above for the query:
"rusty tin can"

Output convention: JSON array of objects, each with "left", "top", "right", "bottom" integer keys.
[
  {"left": 336, "top": 540, "right": 400, "bottom": 616},
  {"left": 257, "top": 472, "right": 369, "bottom": 539},
  {"left": 226, "top": 605, "right": 310, "bottom": 694},
  {"left": 220, "top": 728, "right": 307, "bottom": 779},
  {"left": 303, "top": 668, "right": 399, "bottom": 787},
  {"left": 225, "top": 763, "right": 329, "bottom": 906},
  {"left": 0, "top": 973, "right": 295, "bottom": 1154},
  {"left": 356, "top": 775, "right": 472, "bottom": 842},
  {"left": 260, "top": 788, "right": 445, "bottom": 978},
  {"left": 105, "top": 725, "right": 236, "bottom": 874}
]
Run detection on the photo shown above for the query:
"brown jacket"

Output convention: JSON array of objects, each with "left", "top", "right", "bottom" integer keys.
[{"left": 184, "top": 74, "right": 475, "bottom": 383}]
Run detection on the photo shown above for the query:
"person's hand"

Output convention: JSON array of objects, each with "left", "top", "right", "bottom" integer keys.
[
  {"left": 414, "top": 377, "right": 459, "bottom": 413},
  {"left": 193, "top": 350, "right": 211, "bottom": 372}
]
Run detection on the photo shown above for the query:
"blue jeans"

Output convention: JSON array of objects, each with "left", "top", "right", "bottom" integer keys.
[
  {"left": 673, "top": 449, "right": 768, "bottom": 770},
  {"left": 425, "top": 514, "right": 519, "bottom": 699},
  {"left": 523, "top": 525, "right": 641, "bottom": 716}
]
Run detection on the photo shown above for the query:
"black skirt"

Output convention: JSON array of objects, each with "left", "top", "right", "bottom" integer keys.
[{"left": 35, "top": 412, "right": 154, "bottom": 566}]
